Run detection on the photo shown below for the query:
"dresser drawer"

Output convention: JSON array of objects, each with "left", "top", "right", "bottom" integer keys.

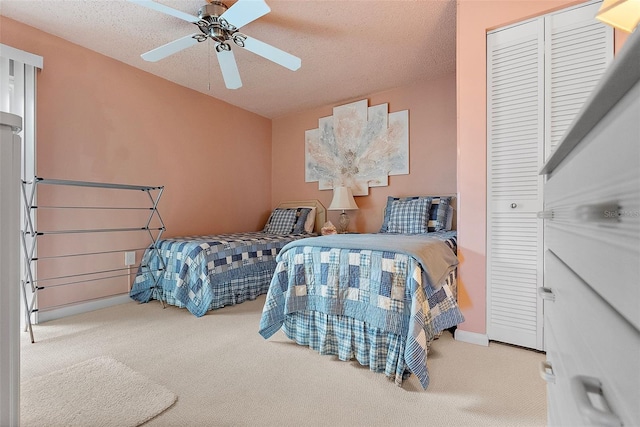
[
  {"left": 543, "top": 251, "right": 640, "bottom": 426},
  {"left": 543, "top": 321, "right": 583, "bottom": 427},
  {"left": 544, "top": 81, "right": 640, "bottom": 331}
]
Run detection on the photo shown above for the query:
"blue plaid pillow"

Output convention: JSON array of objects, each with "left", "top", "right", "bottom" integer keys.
[
  {"left": 380, "top": 196, "right": 429, "bottom": 233},
  {"left": 380, "top": 195, "right": 452, "bottom": 232},
  {"left": 263, "top": 208, "right": 298, "bottom": 234},
  {"left": 292, "top": 208, "right": 312, "bottom": 234},
  {"left": 386, "top": 197, "right": 432, "bottom": 234},
  {"left": 427, "top": 196, "right": 452, "bottom": 231}
]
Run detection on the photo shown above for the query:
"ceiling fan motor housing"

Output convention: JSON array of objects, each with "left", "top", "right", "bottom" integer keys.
[
  {"left": 198, "top": 2, "right": 230, "bottom": 41},
  {"left": 196, "top": 1, "right": 248, "bottom": 51},
  {"left": 198, "top": 2, "right": 227, "bottom": 36},
  {"left": 199, "top": 2, "right": 229, "bottom": 20}
]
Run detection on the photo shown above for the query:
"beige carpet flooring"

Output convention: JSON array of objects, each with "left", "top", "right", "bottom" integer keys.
[{"left": 21, "top": 296, "right": 547, "bottom": 426}]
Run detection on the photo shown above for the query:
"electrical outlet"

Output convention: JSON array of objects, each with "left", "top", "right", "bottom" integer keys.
[{"left": 124, "top": 251, "right": 136, "bottom": 266}]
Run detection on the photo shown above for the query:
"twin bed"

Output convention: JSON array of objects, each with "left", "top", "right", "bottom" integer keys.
[
  {"left": 130, "top": 200, "right": 326, "bottom": 316},
  {"left": 130, "top": 196, "right": 463, "bottom": 388}
]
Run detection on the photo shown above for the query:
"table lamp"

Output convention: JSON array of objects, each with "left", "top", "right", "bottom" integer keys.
[{"left": 328, "top": 186, "right": 358, "bottom": 233}]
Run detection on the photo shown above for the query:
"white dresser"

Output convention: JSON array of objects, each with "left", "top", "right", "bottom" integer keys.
[{"left": 539, "top": 28, "right": 640, "bottom": 427}]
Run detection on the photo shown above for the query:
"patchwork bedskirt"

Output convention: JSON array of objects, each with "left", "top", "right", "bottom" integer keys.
[
  {"left": 281, "top": 269, "right": 458, "bottom": 386},
  {"left": 130, "top": 232, "right": 312, "bottom": 316},
  {"left": 154, "top": 264, "right": 276, "bottom": 313}
]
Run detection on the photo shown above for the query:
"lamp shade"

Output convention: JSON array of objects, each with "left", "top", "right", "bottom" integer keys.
[
  {"left": 596, "top": 0, "right": 640, "bottom": 33},
  {"left": 328, "top": 186, "right": 358, "bottom": 211}
]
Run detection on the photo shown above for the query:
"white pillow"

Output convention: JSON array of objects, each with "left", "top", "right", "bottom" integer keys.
[
  {"left": 301, "top": 206, "right": 316, "bottom": 233},
  {"left": 445, "top": 205, "right": 454, "bottom": 230}
]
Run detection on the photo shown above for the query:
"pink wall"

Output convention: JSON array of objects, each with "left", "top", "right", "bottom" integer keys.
[
  {"left": 1, "top": 17, "right": 272, "bottom": 309},
  {"left": 4, "top": 2, "right": 628, "bottom": 317},
  {"left": 456, "top": 0, "right": 629, "bottom": 335},
  {"left": 271, "top": 75, "right": 457, "bottom": 233}
]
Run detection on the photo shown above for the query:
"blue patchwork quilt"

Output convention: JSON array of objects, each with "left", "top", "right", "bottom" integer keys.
[
  {"left": 130, "top": 232, "right": 311, "bottom": 317},
  {"left": 259, "top": 231, "right": 464, "bottom": 389}
]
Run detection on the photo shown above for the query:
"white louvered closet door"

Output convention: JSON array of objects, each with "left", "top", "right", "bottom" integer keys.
[
  {"left": 545, "top": 2, "right": 613, "bottom": 160},
  {"left": 487, "top": 20, "right": 545, "bottom": 350},
  {"left": 487, "top": 1, "right": 612, "bottom": 351}
]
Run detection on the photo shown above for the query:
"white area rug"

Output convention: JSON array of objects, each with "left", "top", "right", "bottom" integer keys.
[{"left": 21, "top": 356, "right": 176, "bottom": 427}]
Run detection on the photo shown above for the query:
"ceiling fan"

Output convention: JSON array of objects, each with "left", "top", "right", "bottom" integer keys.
[{"left": 128, "top": 0, "right": 301, "bottom": 89}]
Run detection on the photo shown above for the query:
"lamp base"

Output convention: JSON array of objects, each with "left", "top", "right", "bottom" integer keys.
[{"left": 338, "top": 211, "right": 350, "bottom": 233}]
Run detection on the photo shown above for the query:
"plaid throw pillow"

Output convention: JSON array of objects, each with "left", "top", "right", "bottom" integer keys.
[
  {"left": 380, "top": 195, "right": 453, "bottom": 232},
  {"left": 380, "top": 196, "right": 431, "bottom": 233},
  {"left": 264, "top": 208, "right": 297, "bottom": 234},
  {"left": 428, "top": 197, "right": 452, "bottom": 231},
  {"left": 387, "top": 197, "right": 431, "bottom": 234},
  {"left": 292, "top": 208, "right": 312, "bottom": 234}
]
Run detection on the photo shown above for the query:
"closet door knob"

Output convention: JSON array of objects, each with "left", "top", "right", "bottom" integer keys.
[{"left": 511, "top": 203, "right": 517, "bottom": 209}]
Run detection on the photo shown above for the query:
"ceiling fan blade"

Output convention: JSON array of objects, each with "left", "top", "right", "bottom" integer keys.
[
  {"left": 216, "top": 49, "right": 243, "bottom": 89},
  {"left": 220, "top": 0, "right": 270, "bottom": 29},
  {"left": 128, "top": 0, "right": 200, "bottom": 23},
  {"left": 141, "top": 34, "right": 200, "bottom": 62},
  {"left": 241, "top": 36, "right": 301, "bottom": 71}
]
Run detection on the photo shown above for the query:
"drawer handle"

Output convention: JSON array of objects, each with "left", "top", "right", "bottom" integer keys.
[
  {"left": 570, "top": 375, "right": 622, "bottom": 427},
  {"left": 538, "top": 287, "right": 555, "bottom": 302},
  {"left": 510, "top": 203, "right": 517, "bottom": 209},
  {"left": 537, "top": 210, "right": 553, "bottom": 219},
  {"left": 575, "top": 203, "right": 620, "bottom": 224},
  {"left": 539, "top": 361, "right": 555, "bottom": 384}
]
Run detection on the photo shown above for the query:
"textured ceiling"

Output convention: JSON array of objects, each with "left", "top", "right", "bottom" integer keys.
[{"left": 0, "top": 0, "right": 457, "bottom": 119}]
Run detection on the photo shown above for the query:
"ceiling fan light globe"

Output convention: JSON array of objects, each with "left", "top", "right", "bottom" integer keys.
[
  {"left": 215, "top": 42, "right": 231, "bottom": 53},
  {"left": 218, "top": 18, "right": 237, "bottom": 32},
  {"left": 232, "top": 33, "right": 247, "bottom": 48}
]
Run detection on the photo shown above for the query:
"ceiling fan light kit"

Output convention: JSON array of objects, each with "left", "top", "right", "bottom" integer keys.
[
  {"left": 194, "top": 2, "right": 245, "bottom": 51},
  {"left": 129, "top": 0, "right": 301, "bottom": 89}
]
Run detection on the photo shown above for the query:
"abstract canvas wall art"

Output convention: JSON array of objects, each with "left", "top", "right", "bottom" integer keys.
[{"left": 305, "top": 99, "right": 409, "bottom": 195}]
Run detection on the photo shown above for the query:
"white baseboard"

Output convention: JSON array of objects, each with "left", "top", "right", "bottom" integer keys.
[
  {"left": 36, "top": 294, "right": 132, "bottom": 323},
  {"left": 454, "top": 329, "right": 489, "bottom": 346}
]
